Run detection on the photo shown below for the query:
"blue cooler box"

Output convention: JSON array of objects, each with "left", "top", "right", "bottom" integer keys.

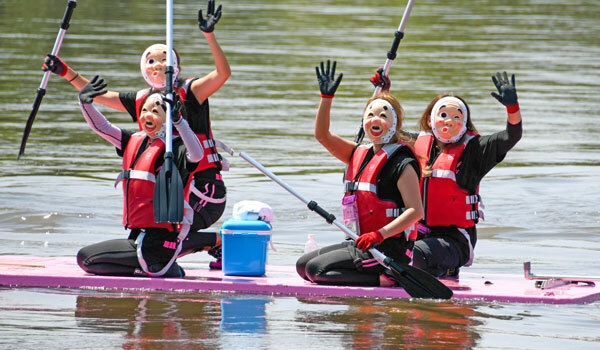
[{"left": 220, "top": 218, "right": 272, "bottom": 276}]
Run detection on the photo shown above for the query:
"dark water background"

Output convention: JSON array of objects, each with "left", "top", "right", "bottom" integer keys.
[{"left": 0, "top": 0, "right": 599, "bottom": 348}]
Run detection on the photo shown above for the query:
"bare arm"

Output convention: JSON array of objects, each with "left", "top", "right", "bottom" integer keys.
[
  {"left": 65, "top": 67, "right": 126, "bottom": 111},
  {"left": 190, "top": 32, "right": 231, "bottom": 103},
  {"left": 315, "top": 97, "right": 356, "bottom": 164},
  {"left": 378, "top": 166, "right": 423, "bottom": 238}
]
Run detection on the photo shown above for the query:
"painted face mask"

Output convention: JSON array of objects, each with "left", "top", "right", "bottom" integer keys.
[
  {"left": 139, "top": 93, "right": 167, "bottom": 139},
  {"left": 363, "top": 98, "right": 398, "bottom": 145},
  {"left": 430, "top": 96, "right": 468, "bottom": 144},
  {"left": 140, "top": 44, "right": 179, "bottom": 90}
]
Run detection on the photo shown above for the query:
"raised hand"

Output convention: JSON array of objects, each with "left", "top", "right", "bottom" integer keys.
[
  {"left": 79, "top": 75, "right": 107, "bottom": 104},
  {"left": 316, "top": 60, "right": 343, "bottom": 98},
  {"left": 491, "top": 71, "right": 518, "bottom": 107},
  {"left": 198, "top": 0, "right": 222, "bottom": 33},
  {"left": 370, "top": 67, "right": 391, "bottom": 92},
  {"left": 42, "top": 54, "right": 68, "bottom": 76},
  {"left": 163, "top": 95, "right": 187, "bottom": 123}
]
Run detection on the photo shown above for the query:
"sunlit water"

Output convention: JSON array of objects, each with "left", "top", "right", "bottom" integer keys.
[{"left": 1, "top": 0, "right": 599, "bottom": 348}]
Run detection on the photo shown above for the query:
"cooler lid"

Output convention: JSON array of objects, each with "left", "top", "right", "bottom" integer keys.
[{"left": 220, "top": 218, "right": 272, "bottom": 232}]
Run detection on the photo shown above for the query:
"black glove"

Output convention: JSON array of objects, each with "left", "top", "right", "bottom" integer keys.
[
  {"left": 198, "top": 0, "right": 222, "bottom": 33},
  {"left": 163, "top": 95, "right": 186, "bottom": 123},
  {"left": 79, "top": 75, "right": 107, "bottom": 104},
  {"left": 42, "top": 54, "right": 68, "bottom": 76},
  {"left": 491, "top": 71, "right": 518, "bottom": 107},
  {"left": 370, "top": 67, "right": 391, "bottom": 92},
  {"left": 316, "top": 60, "right": 343, "bottom": 97}
]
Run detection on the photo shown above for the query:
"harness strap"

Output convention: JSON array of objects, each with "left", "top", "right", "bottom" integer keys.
[
  {"left": 344, "top": 181, "right": 376, "bottom": 193},
  {"left": 114, "top": 169, "right": 156, "bottom": 187},
  {"left": 466, "top": 210, "right": 485, "bottom": 221},
  {"left": 431, "top": 169, "right": 456, "bottom": 181}
]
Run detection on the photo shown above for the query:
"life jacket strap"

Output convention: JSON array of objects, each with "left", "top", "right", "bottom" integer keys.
[
  {"left": 344, "top": 181, "right": 376, "bottom": 193},
  {"left": 114, "top": 169, "right": 156, "bottom": 187},
  {"left": 385, "top": 207, "right": 405, "bottom": 218},
  {"left": 466, "top": 210, "right": 485, "bottom": 221},
  {"left": 431, "top": 169, "right": 456, "bottom": 181}
]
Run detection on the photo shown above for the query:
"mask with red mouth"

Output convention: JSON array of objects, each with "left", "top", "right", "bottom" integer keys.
[
  {"left": 140, "top": 44, "right": 180, "bottom": 90},
  {"left": 362, "top": 99, "right": 398, "bottom": 145},
  {"left": 429, "top": 96, "right": 468, "bottom": 144},
  {"left": 139, "top": 93, "right": 167, "bottom": 139}
]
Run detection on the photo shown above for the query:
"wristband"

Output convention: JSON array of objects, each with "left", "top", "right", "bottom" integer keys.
[
  {"left": 60, "top": 62, "right": 69, "bottom": 77},
  {"left": 68, "top": 72, "right": 79, "bottom": 82},
  {"left": 320, "top": 93, "right": 334, "bottom": 99},
  {"left": 506, "top": 103, "right": 520, "bottom": 114}
]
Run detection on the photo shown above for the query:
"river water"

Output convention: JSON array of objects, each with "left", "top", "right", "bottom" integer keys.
[{"left": 1, "top": 0, "right": 599, "bottom": 348}]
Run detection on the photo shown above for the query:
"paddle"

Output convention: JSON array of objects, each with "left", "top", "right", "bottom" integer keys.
[
  {"left": 239, "top": 152, "right": 453, "bottom": 300},
  {"left": 153, "top": 0, "right": 184, "bottom": 223},
  {"left": 17, "top": 0, "right": 77, "bottom": 160},
  {"left": 354, "top": 0, "right": 416, "bottom": 145}
]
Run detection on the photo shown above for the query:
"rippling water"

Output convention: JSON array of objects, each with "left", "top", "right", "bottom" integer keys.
[{"left": 1, "top": 0, "right": 599, "bottom": 348}]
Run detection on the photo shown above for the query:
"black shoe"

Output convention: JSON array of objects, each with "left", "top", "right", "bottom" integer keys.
[{"left": 208, "top": 245, "right": 222, "bottom": 270}]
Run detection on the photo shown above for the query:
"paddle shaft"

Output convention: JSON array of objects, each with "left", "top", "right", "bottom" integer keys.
[
  {"left": 240, "top": 152, "right": 391, "bottom": 268},
  {"left": 354, "top": 0, "right": 416, "bottom": 144},
  {"left": 165, "top": 0, "right": 174, "bottom": 153},
  {"left": 18, "top": 0, "right": 77, "bottom": 159}
]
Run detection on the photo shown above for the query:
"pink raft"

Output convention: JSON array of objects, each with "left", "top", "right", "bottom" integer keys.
[{"left": 0, "top": 255, "right": 598, "bottom": 304}]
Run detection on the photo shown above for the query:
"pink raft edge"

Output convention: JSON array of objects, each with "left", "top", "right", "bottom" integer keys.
[{"left": 0, "top": 255, "right": 598, "bottom": 304}]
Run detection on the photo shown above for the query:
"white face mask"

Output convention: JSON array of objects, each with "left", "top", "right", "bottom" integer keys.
[
  {"left": 139, "top": 93, "right": 167, "bottom": 139},
  {"left": 429, "top": 96, "right": 469, "bottom": 144},
  {"left": 363, "top": 99, "right": 398, "bottom": 145},
  {"left": 140, "top": 44, "right": 180, "bottom": 90}
]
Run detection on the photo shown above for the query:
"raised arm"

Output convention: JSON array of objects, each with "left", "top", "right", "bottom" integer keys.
[
  {"left": 169, "top": 98, "right": 205, "bottom": 163},
  {"left": 43, "top": 55, "right": 127, "bottom": 111},
  {"left": 190, "top": 0, "right": 231, "bottom": 103},
  {"left": 491, "top": 71, "right": 521, "bottom": 125},
  {"left": 78, "top": 76, "right": 124, "bottom": 149},
  {"left": 314, "top": 60, "right": 356, "bottom": 164}
]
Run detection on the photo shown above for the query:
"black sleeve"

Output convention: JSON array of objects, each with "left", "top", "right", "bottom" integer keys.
[
  {"left": 119, "top": 92, "right": 138, "bottom": 122},
  {"left": 377, "top": 147, "right": 420, "bottom": 205},
  {"left": 456, "top": 121, "right": 522, "bottom": 191},
  {"left": 116, "top": 129, "right": 134, "bottom": 157}
]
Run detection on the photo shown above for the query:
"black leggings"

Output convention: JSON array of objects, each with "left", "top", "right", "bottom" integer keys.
[
  {"left": 296, "top": 241, "right": 385, "bottom": 286},
  {"left": 412, "top": 236, "right": 463, "bottom": 277},
  {"left": 77, "top": 231, "right": 218, "bottom": 276}
]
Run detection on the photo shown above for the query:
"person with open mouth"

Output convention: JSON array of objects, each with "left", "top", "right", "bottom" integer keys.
[
  {"left": 75, "top": 76, "right": 205, "bottom": 278},
  {"left": 295, "top": 60, "right": 423, "bottom": 288},
  {"left": 409, "top": 71, "right": 523, "bottom": 278},
  {"left": 42, "top": 0, "right": 231, "bottom": 270}
]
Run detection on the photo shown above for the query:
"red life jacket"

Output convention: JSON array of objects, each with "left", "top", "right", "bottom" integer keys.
[
  {"left": 344, "top": 143, "right": 418, "bottom": 240},
  {"left": 414, "top": 131, "right": 483, "bottom": 228},
  {"left": 121, "top": 133, "right": 174, "bottom": 231},
  {"left": 135, "top": 78, "right": 224, "bottom": 174}
]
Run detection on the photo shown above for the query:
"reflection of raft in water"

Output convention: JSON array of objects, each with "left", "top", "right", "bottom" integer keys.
[{"left": 1, "top": 255, "right": 598, "bottom": 304}]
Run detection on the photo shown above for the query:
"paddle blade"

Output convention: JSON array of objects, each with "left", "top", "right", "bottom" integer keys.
[
  {"left": 18, "top": 88, "right": 46, "bottom": 159},
  {"left": 388, "top": 261, "right": 453, "bottom": 299},
  {"left": 153, "top": 156, "right": 184, "bottom": 223}
]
